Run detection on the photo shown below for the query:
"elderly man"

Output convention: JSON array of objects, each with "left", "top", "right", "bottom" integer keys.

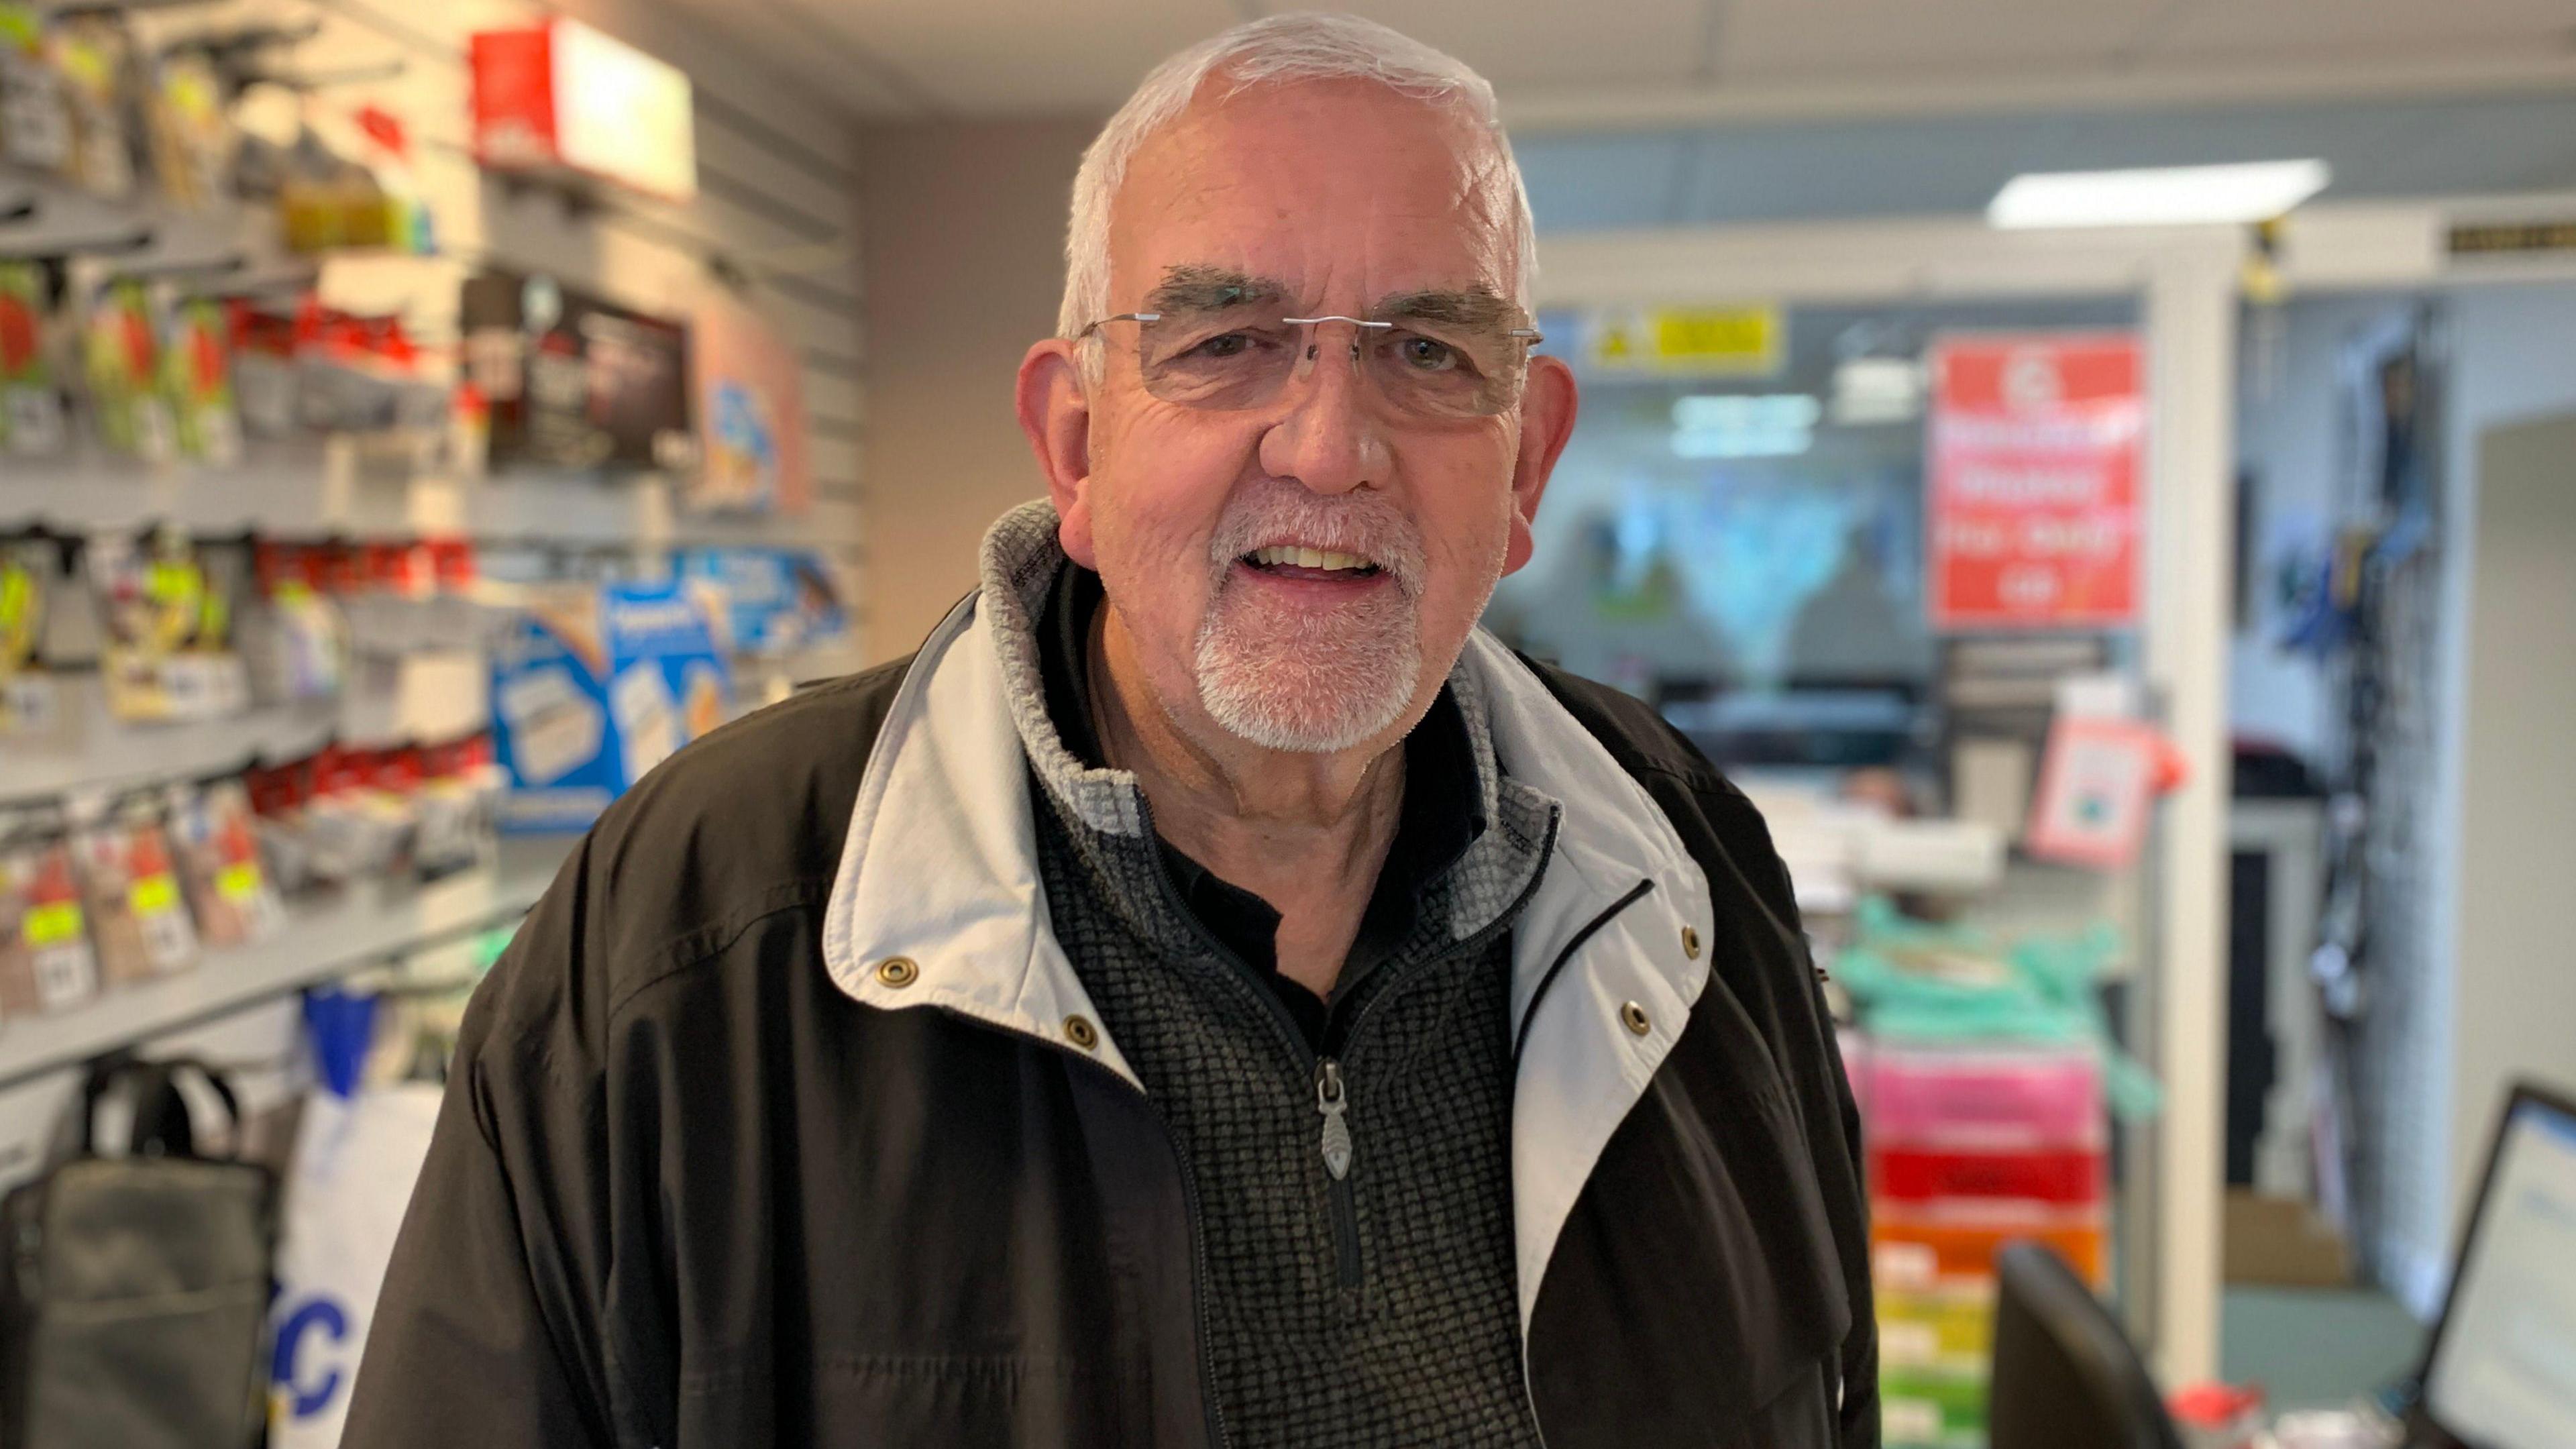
[{"left": 351, "top": 13, "right": 1873, "bottom": 1449}]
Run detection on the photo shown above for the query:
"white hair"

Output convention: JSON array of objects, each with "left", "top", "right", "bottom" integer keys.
[{"left": 1057, "top": 12, "right": 1538, "bottom": 355}]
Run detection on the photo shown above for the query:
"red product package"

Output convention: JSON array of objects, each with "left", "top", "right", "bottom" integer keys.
[
  {"left": 166, "top": 780, "right": 284, "bottom": 947},
  {"left": 0, "top": 833, "right": 102, "bottom": 1016},
  {"left": 71, "top": 803, "right": 199, "bottom": 986}
]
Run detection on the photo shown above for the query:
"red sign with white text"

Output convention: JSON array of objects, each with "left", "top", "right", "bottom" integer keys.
[{"left": 1927, "top": 334, "right": 2144, "bottom": 629}]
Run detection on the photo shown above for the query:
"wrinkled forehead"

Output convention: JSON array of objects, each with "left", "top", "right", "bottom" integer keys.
[{"left": 1108, "top": 78, "right": 1519, "bottom": 315}]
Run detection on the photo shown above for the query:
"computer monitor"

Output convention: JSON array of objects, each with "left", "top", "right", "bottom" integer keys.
[{"left": 2416, "top": 1081, "right": 2576, "bottom": 1449}]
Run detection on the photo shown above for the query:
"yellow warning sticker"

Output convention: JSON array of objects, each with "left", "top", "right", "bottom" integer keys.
[{"left": 1589, "top": 305, "right": 1782, "bottom": 376}]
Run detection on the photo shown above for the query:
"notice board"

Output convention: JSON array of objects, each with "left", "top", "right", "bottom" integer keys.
[{"left": 1927, "top": 333, "right": 2144, "bottom": 630}]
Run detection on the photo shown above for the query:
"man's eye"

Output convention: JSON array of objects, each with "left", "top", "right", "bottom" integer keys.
[
  {"left": 1396, "top": 334, "right": 1460, "bottom": 372},
  {"left": 1190, "top": 332, "right": 1256, "bottom": 360}
]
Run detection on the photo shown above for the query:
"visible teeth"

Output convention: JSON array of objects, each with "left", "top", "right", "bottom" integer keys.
[{"left": 1249, "top": 545, "right": 1371, "bottom": 572}]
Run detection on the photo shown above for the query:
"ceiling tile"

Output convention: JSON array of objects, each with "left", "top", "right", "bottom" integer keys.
[
  {"left": 1717, "top": 0, "right": 2165, "bottom": 79},
  {"left": 1309, "top": 0, "right": 1711, "bottom": 86},
  {"left": 2151, "top": 0, "right": 2576, "bottom": 60},
  {"left": 780, "top": 0, "right": 1242, "bottom": 114}
]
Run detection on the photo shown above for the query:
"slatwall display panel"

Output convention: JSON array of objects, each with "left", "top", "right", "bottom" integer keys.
[{"left": 0, "top": 0, "right": 868, "bottom": 1183}]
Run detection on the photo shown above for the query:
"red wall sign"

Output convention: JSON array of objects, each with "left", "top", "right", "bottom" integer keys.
[{"left": 1927, "top": 333, "right": 2145, "bottom": 630}]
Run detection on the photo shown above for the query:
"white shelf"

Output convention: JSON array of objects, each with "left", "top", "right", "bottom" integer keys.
[
  {"left": 0, "top": 836, "right": 572, "bottom": 1089},
  {"left": 2, "top": 448, "right": 862, "bottom": 554},
  {"left": 0, "top": 686, "right": 341, "bottom": 804}
]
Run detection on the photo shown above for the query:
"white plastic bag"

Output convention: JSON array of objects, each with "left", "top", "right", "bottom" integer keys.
[{"left": 267, "top": 1085, "right": 442, "bottom": 1448}]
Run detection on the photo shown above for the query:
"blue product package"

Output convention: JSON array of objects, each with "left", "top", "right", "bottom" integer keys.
[
  {"left": 488, "top": 579, "right": 733, "bottom": 832},
  {"left": 674, "top": 547, "right": 847, "bottom": 655}
]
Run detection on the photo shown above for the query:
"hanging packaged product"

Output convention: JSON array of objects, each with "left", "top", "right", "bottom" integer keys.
[
  {"left": 407, "top": 735, "right": 500, "bottom": 881},
  {"left": 50, "top": 13, "right": 137, "bottom": 201},
  {"left": 278, "top": 124, "right": 382, "bottom": 252},
  {"left": 68, "top": 794, "right": 199, "bottom": 986},
  {"left": 489, "top": 580, "right": 731, "bottom": 830},
  {"left": 242, "top": 539, "right": 349, "bottom": 703},
  {"left": 0, "top": 6, "right": 72, "bottom": 174},
  {"left": 164, "top": 778, "right": 283, "bottom": 947},
  {"left": 303, "top": 745, "right": 415, "bottom": 883},
  {"left": 0, "top": 821, "right": 101, "bottom": 1018},
  {"left": 226, "top": 299, "right": 298, "bottom": 438},
  {"left": 1, "top": 260, "right": 69, "bottom": 457},
  {"left": 294, "top": 302, "right": 447, "bottom": 436},
  {"left": 276, "top": 105, "right": 428, "bottom": 256},
  {"left": 0, "top": 535, "right": 74, "bottom": 743},
  {"left": 244, "top": 753, "right": 320, "bottom": 897},
  {"left": 83, "top": 278, "right": 176, "bottom": 461},
  {"left": 88, "top": 526, "right": 251, "bottom": 722},
  {"left": 163, "top": 293, "right": 241, "bottom": 464},
  {"left": 142, "top": 45, "right": 235, "bottom": 211},
  {"left": 461, "top": 270, "right": 694, "bottom": 473}
]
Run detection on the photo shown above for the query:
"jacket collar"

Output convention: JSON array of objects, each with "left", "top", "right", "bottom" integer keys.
[{"left": 821, "top": 504, "right": 1717, "bottom": 1332}]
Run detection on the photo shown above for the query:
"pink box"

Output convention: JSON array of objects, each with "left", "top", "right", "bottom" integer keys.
[{"left": 1860, "top": 1046, "right": 2104, "bottom": 1148}]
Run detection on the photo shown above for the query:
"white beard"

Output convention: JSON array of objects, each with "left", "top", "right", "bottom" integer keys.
[{"left": 1191, "top": 584, "right": 1421, "bottom": 753}]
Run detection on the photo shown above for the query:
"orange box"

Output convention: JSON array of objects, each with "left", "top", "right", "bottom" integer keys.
[{"left": 1872, "top": 1209, "right": 2108, "bottom": 1289}]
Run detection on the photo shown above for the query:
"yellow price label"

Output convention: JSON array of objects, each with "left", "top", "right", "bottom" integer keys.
[
  {"left": 216, "top": 861, "right": 264, "bottom": 902},
  {"left": 23, "top": 900, "right": 83, "bottom": 948},
  {"left": 129, "top": 873, "right": 180, "bottom": 918}
]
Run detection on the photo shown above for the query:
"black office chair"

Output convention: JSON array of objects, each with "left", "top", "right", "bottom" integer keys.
[{"left": 1990, "top": 1242, "right": 2184, "bottom": 1449}]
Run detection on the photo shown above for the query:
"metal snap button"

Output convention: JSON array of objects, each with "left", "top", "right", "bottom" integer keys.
[
  {"left": 874, "top": 956, "right": 920, "bottom": 988},
  {"left": 1621, "top": 1001, "right": 1652, "bottom": 1036},
  {"left": 1681, "top": 924, "right": 1701, "bottom": 960},
  {"left": 1064, "top": 1014, "right": 1099, "bottom": 1051}
]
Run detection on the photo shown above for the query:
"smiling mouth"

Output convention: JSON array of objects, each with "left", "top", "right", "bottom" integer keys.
[{"left": 1239, "top": 544, "right": 1383, "bottom": 578}]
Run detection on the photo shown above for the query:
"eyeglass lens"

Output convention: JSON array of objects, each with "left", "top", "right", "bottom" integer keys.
[{"left": 1126, "top": 307, "right": 1532, "bottom": 417}]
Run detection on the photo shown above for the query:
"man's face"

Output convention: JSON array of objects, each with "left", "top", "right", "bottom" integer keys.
[{"left": 1050, "top": 80, "right": 1574, "bottom": 757}]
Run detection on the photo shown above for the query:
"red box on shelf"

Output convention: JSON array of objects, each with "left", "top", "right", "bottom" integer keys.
[{"left": 1871, "top": 1143, "right": 2108, "bottom": 1207}]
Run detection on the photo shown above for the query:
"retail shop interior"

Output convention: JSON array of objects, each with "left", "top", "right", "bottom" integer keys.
[{"left": 5, "top": 1, "right": 2574, "bottom": 1447}]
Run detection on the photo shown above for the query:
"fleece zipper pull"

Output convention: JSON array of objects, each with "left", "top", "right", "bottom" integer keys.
[{"left": 1315, "top": 1058, "right": 1352, "bottom": 1180}]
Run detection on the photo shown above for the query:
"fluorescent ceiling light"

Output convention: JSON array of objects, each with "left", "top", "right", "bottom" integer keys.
[
  {"left": 1670, "top": 394, "right": 1819, "bottom": 460},
  {"left": 1672, "top": 394, "right": 1820, "bottom": 432},
  {"left": 1988, "top": 160, "right": 2330, "bottom": 229}
]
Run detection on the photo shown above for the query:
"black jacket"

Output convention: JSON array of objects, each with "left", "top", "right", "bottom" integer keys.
[{"left": 345, "top": 612, "right": 1876, "bottom": 1448}]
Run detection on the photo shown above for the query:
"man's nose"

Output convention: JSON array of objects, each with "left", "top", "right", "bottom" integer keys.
[{"left": 1256, "top": 325, "right": 1390, "bottom": 494}]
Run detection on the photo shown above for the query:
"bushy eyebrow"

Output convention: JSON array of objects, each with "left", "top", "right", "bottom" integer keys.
[
  {"left": 1375, "top": 286, "right": 1515, "bottom": 328},
  {"left": 1146, "top": 266, "right": 1286, "bottom": 313}
]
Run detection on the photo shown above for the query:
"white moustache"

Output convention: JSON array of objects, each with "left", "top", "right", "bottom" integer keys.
[{"left": 1205, "top": 492, "right": 1427, "bottom": 596}]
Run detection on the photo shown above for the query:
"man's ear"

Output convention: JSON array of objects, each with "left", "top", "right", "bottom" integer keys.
[
  {"left": 1017, "top": 339, "right": 1100, "bottom": 568},
  {"left": 1503, "top": 354, "right": 1578, "bottom": 576}
]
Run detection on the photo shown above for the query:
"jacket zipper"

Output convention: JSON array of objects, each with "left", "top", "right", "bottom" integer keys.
[
  {"left": 1136, "top": 806, "right": 1561, "bottom": 1299},
  {"left": 1313, "top": 1059, "right": 1361, "bottom": 1292}
]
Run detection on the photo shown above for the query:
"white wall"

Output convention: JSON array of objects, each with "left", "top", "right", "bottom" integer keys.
[
  {"left": 2447, "top": 409, "right": 2576, "bottom": 1271},
  {"left": 855, "top": 115, "right": 1097, "bottom": 663}
]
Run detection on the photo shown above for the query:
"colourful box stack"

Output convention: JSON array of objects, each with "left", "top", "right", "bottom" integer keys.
[{"left": 1860, "top": 1042, "right": 2109, "bottom": 1448}]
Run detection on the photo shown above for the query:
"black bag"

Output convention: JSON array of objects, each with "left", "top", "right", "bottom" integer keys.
[{"left": 0, "top": 1058, "right": 278, "bottom": 1449}]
